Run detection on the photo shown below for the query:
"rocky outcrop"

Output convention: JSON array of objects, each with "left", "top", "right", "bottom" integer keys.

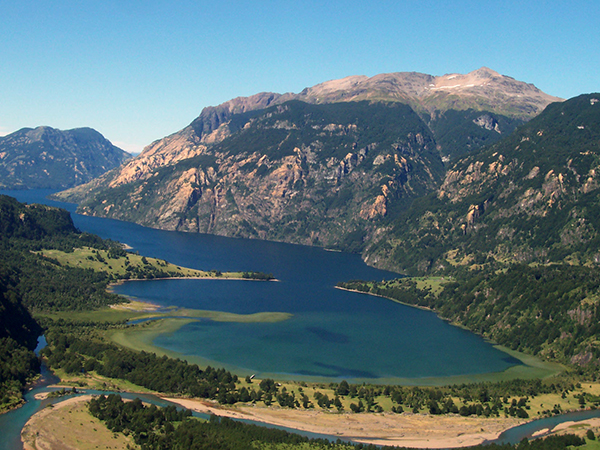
[
  {"left": 364, "top": 93, "right": 600, "bottom": 274},
  {"left": 55, "top": 68, "right": 564, "bottom": 263},
  {"left": 60, "top": 101, "right": 443, "bottom": 251}
]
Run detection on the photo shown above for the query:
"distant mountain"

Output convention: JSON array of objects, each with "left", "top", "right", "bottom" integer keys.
[
  {"left": 365, "top": 94, "right": 600, "bottom": 274},
  {"left": 0, "top": 126, "right": 131, "bottom": 189},
  {"left": 55, "top": 68, "right": 562, "bottom": 256}
]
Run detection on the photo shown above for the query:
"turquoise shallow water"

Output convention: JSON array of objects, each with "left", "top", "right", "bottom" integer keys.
[{"left": 113, "top": 277, "right": 520, "bottom": 382}]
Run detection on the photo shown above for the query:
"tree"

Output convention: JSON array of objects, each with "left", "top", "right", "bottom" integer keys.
[
  {"left": 337, "top": 380, "right": 350, "bottom": 396},
  {"left": 587, "top": 429, "right": 596, "bottom": 440},
  {"left": 334, "top": 396, "right": 343, "bottom": 412}
]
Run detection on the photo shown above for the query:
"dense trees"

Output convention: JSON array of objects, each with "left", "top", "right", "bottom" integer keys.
[
  {"left": 0, "top": 195, "right": 127, "bottom": 410},
  {"left": 42, "top": 327, "right": 243, "bottom": 402},
  {"left": 368, "top": 94, "right": 600, "bottom": 275},
  {"left": 89, "top": 393, "right": 352, "bottom": 450},
  {"left": 339, "top": 263, "right": 600, "bottom": 364}
]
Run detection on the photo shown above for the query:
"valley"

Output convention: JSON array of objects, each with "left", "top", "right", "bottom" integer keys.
[
  {"left": 1, "top": 68, "right": 599, "bottom": 449},
  {"left": 1, "top": 190, "right": 599, "bottom": 450}
]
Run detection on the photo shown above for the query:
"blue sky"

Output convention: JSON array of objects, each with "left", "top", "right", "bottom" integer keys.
[{"left": 1, "top": 1, "right": 598, "bottom": 153}]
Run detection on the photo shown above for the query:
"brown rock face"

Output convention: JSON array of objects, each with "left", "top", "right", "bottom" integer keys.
[
  {"left": 59, "top": 100, "right": 444, "bottom": 251},
  {"left": 363, "top": 93, "right": 600, "bottom": 274},
  {"left": 55, "top": 68, "right": 563, "bottom": 260}
]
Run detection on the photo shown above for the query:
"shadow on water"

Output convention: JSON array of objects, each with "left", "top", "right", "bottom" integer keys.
[
  {"left": 305, "top": 326, "right": 350, "bottom": 344},
  {"left": 297, "top": 362, "right": 378, "bottom": 379}
]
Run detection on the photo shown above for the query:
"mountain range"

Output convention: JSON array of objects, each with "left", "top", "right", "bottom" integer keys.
[
  {"left": 51, "top": 68, "right": 600, "bottom": 274},
  {"left": 0, "top": 126, "right": 131, "bottom": 189}
]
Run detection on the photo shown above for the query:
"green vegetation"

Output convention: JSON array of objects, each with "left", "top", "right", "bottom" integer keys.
[
  {"left": 38, "top": 314, "right": 600, "bottom": 420},
  {"left": 38, "top": 247, "right": 273, "bottom": 281},
  {"left": 0, "top": 194, "right": 274, "bottom": 413},
  {"left": 339, "top": 264, "right": 600, "bottom": 366},
  {"left": 2, "top": 191, "right": 600, "bottom": 450},
  {"left": 428, "top": 108, "right": 525, "bottom": 160},
  {"left": 46, "top": 386, "right": 79, "bottom": 399},
  {"left": 42, "top": 324, "right": 245, "bottom": 401},
  {"left": 368, "top": 94, "right": 600, "bottom": 274},
  {"left": 89, "top": 393, "right": 355, "bottom": 450}
]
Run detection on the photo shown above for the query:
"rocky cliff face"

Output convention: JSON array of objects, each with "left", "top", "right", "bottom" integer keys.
[
  {"left": 365, "top": 94, "right": 600, "bottom": 274},
  {"left": 0, "top": 126, "right": 131, "bottom": 189},
  {"left": 56, "top": 68, "right": 562, "bottom": 261},
  {"left": 61, "top": 101, "right": 444, "bottom": 251}
]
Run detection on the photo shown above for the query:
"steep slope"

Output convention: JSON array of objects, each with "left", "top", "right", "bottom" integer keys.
[
  {"left": 365, "top": 94, "right": 600, "bottom": 274},
  {"left": 61, "top": 101, "right": 443, "bottom": 250},
  {"left": 0, "top": 126, "right": 131, "bottom": 189},
  {"left": 56, "top": 68, "right": 560, "bottom": 253},
  {"left": 153, "top": 67, "right": 558, "bottom": 161}
]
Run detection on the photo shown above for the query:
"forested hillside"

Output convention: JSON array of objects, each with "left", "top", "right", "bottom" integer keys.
[
  {"left": 365, "top": 94, "right": 600, "bottom": 273},
  {"left": 0, "top": 195, "right": 269, "bottom": 413},
  {"left": 340, "top": 263, "right": 600, "bottom": 367},
  {"left": 0, "top": 195, "right": 126, "bottom": 411}
]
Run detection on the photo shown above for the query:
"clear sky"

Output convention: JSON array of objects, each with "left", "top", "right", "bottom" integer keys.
[{"left": 1, "top": 0, "right": 598, "bottom": 153}]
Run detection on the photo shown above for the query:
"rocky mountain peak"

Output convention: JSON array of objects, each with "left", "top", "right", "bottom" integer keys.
[
  {"left": 55, "top": 68, "right": 567, "bottom": 263},
  {"left": 140, "top": 67, "right": 560, "bottom": 161}
]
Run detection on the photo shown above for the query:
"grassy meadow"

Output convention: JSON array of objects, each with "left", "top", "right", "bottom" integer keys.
[{"left": 37, "top": 246, "right": 247, "bottom": 279}]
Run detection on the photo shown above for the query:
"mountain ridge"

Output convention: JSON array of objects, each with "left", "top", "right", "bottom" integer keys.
[
  {"left": 364, "top": 93, "right": 600, "bottom": 274},
  {"left": 0, "top": 126, "right": 131, "bottom": 190},
  {"left": 55, "top": 68, "right": 566, "bottom": 264},
  {"left": 184, "top": 67, "right": 561, "bottom": 148}
]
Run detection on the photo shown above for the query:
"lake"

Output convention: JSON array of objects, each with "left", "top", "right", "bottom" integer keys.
[{"left": 3, "top": 189, "right": 521, "bottom": 383}]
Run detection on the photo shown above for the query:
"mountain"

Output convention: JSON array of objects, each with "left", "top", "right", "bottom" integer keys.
[
  {"left": 59, "top": 101, "right": 444, "bottom": 251},
  {"left": 364, "top": 94, "right": 600, "bottom": 274},
  {"left": 0, "top": 126, "right": 131, "bottom": 189},
  {"left": 184, "top": 67, "right": 560, "bottom": 160},
  {"left": 55, "top": 68, "right": 561, "bottom": 254}
]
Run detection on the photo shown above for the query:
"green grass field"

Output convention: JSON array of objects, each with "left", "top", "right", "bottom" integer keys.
[{"left": 38, "top": 247, "right": 248, "bottom": 279}]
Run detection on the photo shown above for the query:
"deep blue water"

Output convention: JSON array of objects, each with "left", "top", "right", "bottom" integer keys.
[{"left": 3, "top": 189, "right": 521, "bottom": 382}]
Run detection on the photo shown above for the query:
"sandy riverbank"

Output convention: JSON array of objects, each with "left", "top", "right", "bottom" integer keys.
[
  {"left": 21, "top": 395, "right": 135, "bottom": 450},
  {"left": 161, "top": 396, "right": 524, "bottom": 448},
  {"left": 20, "top": 393, "right": 600, "bottom": 448}
]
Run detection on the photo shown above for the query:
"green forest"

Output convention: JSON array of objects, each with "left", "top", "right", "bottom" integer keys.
[
  {"left": 367, "top": 94, "right": 600, "bottom": 275},
  {"left": 338, "top": 263, "right": 600, "bottom": 366}
]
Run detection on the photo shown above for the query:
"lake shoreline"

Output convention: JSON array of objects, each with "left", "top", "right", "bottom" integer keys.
[
  {"left": 335, "top": 286, "right": 565, "bottom": 383},
  {"left": 108, "top": 275, "right": 279, "bottom": 289}
]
